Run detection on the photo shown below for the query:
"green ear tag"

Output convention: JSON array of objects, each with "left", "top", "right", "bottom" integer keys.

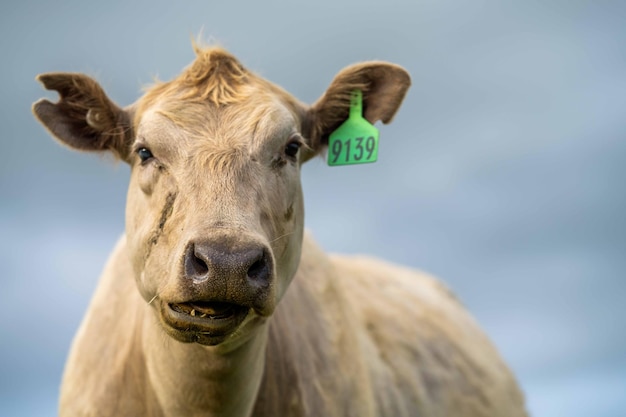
[{"left": 327, "top": 90, "right": 379, "bottom": 166}]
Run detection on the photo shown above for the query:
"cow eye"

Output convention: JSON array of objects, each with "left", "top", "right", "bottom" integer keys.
[
  {"left": 136, "top": 147, "right": 154, "bottom": 163},
  {"left": 284, "top": 140, "right": 301, "bottom": 159}
]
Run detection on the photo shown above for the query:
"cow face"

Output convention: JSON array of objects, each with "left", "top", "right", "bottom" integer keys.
[{"left": 32, "top": 46, "right": 410, "bottom": 346}]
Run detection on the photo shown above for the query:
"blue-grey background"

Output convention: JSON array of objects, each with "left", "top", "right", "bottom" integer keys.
[{"left": 1, "top": 1, "right": 625, "bottom": 415}]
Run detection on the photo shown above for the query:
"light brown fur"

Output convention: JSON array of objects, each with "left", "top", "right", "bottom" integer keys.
[{"left": 33, "top": 46, "right": 527, "bottom": 417}]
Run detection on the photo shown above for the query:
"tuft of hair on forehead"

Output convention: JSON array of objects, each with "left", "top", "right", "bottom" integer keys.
[
  {"left": 139, "top": 45, "right": 250, "bottom": 115},
  {"left": 182, "top": 44, "right": 249, "bottom": 105}
]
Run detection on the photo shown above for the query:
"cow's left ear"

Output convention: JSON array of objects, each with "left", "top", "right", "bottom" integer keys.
[
  {"left": 32, "top": 73, "right": 133, "bottom": 159},
  {"left": 303, "top": 61, "right": 411, "bottom": 158}
]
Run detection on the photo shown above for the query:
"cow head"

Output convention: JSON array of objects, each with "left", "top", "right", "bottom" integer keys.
[{"left": 33, "top": 46, "right": 410, "bottom": 346}]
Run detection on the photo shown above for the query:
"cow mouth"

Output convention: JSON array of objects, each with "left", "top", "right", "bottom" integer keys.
[
  {"left": 161, "top": 300, "right": 249, "bottom": 345},
  {"left": 170, "top": 301, "right": 245, "bottom": 320}
]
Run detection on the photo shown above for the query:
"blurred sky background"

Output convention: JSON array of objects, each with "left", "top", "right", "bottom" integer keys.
[{"left": 1, "top": 0, "right": 625, "bottom": 415}]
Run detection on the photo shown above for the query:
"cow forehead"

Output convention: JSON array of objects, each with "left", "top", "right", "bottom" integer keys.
[
  {"left": 133, "top": 46, "right": 307, "bottom": 158},
  {"left": 137, "top": 96, "right": 298, "bottom": 156}
]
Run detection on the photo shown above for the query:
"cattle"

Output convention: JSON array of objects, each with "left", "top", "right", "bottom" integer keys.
[{"left": 33, "top": 45, "right": 527, "bottom": 417}]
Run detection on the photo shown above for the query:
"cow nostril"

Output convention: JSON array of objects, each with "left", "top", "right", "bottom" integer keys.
[
  {"left": 247, "top": 255, "right": 269, "bottom": 282},
  {"left": 192, "top": 256, "right": 209, "bottom": 275},
  {"left": 185, "top": 244, "right": 209, "bottom": 280}
]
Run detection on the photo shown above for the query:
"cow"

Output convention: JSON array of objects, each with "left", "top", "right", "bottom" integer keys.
[{"left": 32, "top": 45, "right": 527, "bottom": 417}]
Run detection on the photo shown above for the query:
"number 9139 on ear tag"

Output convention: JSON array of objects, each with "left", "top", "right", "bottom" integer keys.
[{"left": 327, "top": 90, "right": 379, "bottom": 166}]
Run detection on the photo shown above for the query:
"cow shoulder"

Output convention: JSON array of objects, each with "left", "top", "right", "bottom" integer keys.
[{"left": 59, "top": 237, "right": 154, "bottom": 416}]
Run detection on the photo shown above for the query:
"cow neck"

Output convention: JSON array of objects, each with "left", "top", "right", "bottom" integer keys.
[{"left": 142, "top": 313, "right": 270, "bottom": 417}]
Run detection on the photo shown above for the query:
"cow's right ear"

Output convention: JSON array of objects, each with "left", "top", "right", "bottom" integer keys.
[{"left": 32, "top": 73, "right": 133, "bottom": 160}]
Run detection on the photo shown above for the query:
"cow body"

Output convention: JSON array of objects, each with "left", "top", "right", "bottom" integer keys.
[{"left": 33, "top": 45, "right": 527, "bottom": 416}]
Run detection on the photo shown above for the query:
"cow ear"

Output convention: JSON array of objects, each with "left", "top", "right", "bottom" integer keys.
[
  {"left": 304, "top": 62, "right": 411, "bottom": 157},
  {"left": 32, "top": 73, "right": 133, "bottom": 160}
]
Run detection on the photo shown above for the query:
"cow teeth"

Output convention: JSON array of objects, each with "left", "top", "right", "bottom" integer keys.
[
  {"left": 190, "top": 309, "right": 196, "bottom": 317},
  {"left": 200, "top": 313, "right": 207, "bottom": 318}
]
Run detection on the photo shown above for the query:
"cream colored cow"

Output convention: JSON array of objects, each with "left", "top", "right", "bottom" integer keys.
[{"left": 33, "top": 46, "right": 527, "bottom": 417}]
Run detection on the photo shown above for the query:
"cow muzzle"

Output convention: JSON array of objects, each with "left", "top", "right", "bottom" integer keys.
[{"left": 159, "top": 235, "right": 275, "bottom": 345}]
